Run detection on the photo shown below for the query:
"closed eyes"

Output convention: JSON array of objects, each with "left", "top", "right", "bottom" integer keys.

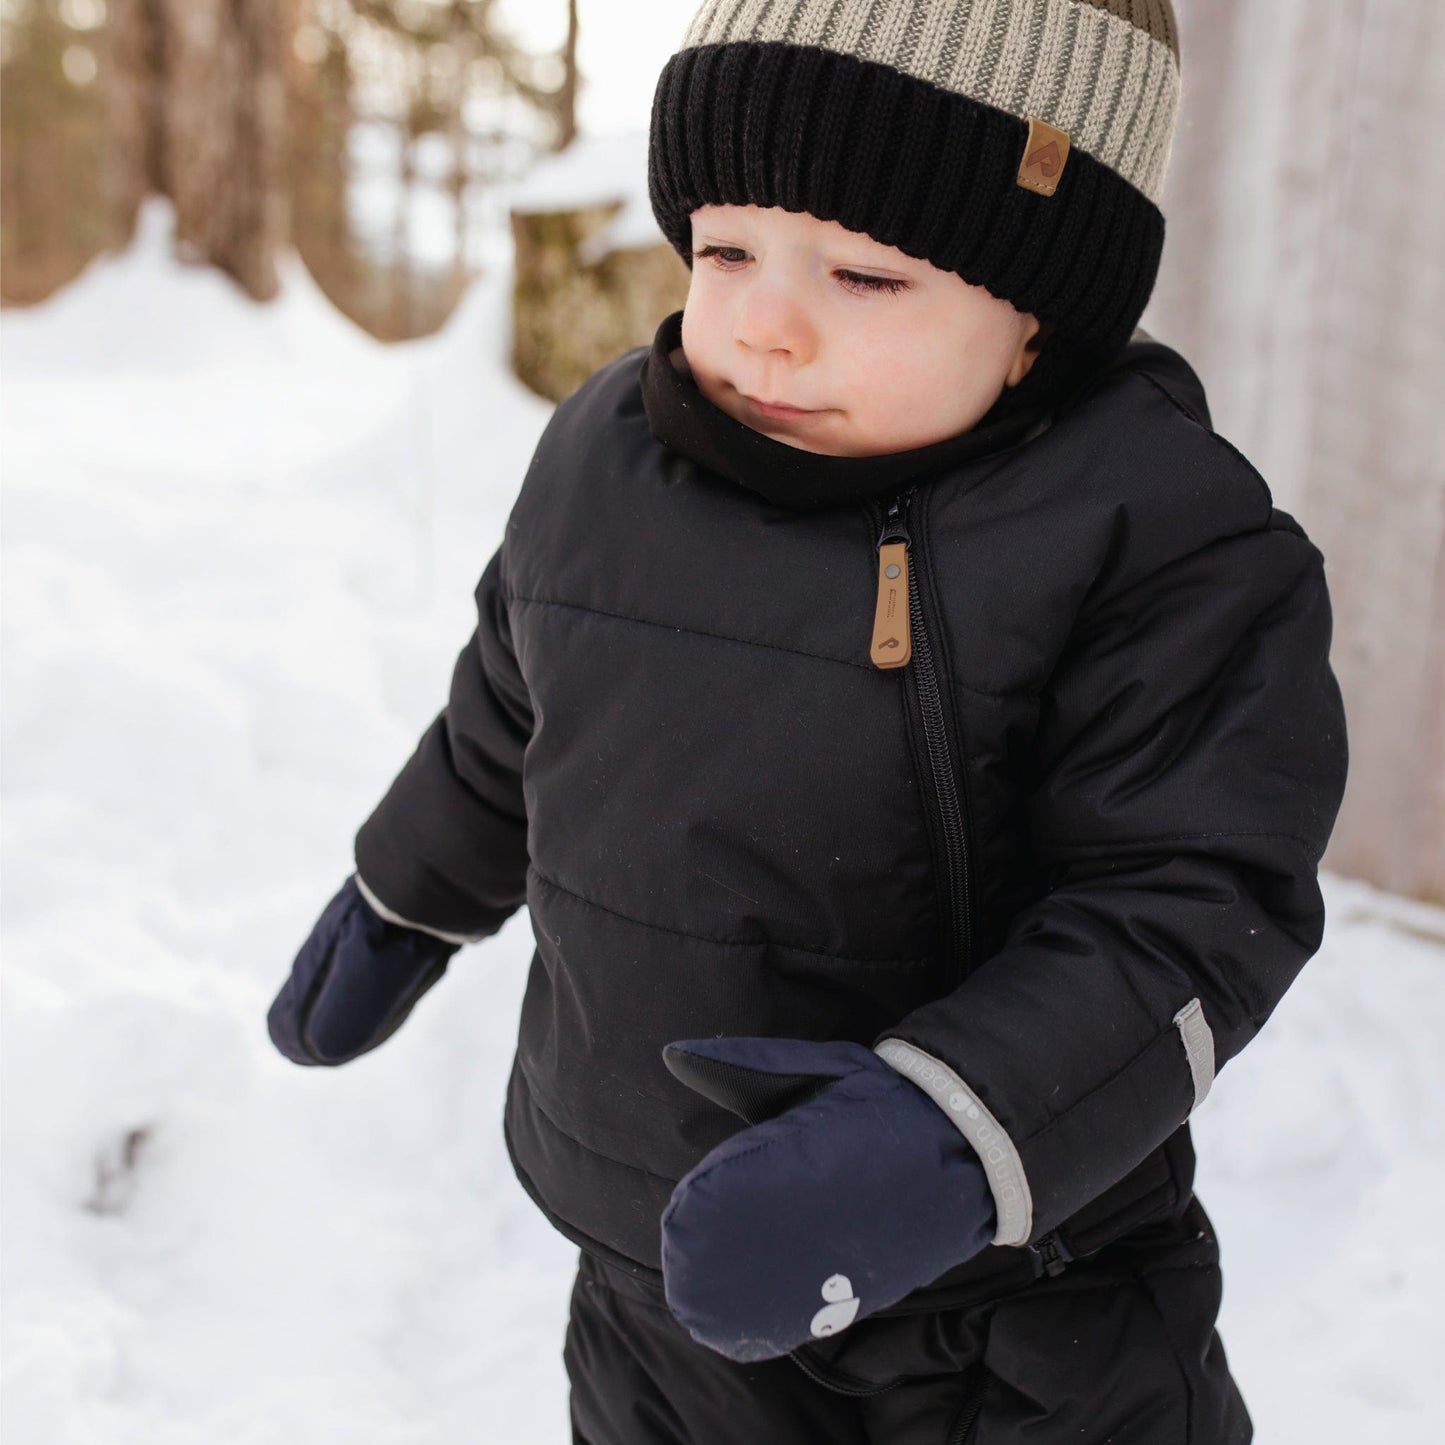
[{"left": 689, "top": 244, "right": 911, "bottom": 296}]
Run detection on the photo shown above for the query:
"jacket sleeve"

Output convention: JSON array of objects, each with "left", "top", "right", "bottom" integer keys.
[
  {"left": 353, "top": 543, "right": 532, "bottom": 943},
  {"left": 875, "top": 514, "right": 1348, "bottom": 1246}
]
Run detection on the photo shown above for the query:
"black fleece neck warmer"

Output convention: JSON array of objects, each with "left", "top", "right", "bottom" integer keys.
[{"left": 638, "top": 311, "right": 1051, "bottom": 512}]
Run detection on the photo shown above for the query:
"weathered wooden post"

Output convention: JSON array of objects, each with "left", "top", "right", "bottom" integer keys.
[{"left": 1147, "top": 0, "right": 1445, "bottom": 901}]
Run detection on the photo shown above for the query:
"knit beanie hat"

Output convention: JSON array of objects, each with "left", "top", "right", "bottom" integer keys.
[{"left": 648, "top": 0, "right": 1182, "bottom": 418}]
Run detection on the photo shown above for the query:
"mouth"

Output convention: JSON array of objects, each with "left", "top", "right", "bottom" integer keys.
[{"left": 740, "top": 393, "right": 825, "bottom": 421}]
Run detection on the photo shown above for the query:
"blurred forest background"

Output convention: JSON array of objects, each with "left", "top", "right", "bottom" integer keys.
[
  {"left": 2, "top": 0, "right": 1442, "bottom": 901},
  {"left": 1, "top": 0, "right": 573, "bottom": 336}
]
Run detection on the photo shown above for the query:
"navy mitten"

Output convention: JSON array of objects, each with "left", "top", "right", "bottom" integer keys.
[
  {"left": 267, "top": 876, "right": 458, "bottom": 1066},
  {"left": 660, "top": 1036, "right": 997, "bottom": 1363}
]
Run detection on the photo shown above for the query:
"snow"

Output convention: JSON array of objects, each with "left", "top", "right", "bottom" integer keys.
[{"left": 3, "top": 197, "right": 1444, "bottom": 1444}]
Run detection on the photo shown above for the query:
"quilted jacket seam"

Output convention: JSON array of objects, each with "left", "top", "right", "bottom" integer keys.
[
  {"left": 1042, "top": 827, "right": 1320, "bottom": 855},
  {"left": 510, "top": 591, "right": 873, "bottom": 672},
  {"left": 529, "top": 865, "right": 935, "bottom": 966},
  {"left": 517, "top": 1062, "right": 683, "bottom": 1186}
]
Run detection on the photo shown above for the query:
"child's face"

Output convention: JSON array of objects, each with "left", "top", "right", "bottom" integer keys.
[{"left": 681, "top": 204, "right": 1045, "bottom": 457}]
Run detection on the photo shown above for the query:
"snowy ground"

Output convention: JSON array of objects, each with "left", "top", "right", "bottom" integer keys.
[{"left": 3, "top": 201, "right": 1444, "bottom": 1444}]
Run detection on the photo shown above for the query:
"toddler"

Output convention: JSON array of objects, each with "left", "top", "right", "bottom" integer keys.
[{"left": 269, "top": 3, "right": 1348, "bottom": 1441}]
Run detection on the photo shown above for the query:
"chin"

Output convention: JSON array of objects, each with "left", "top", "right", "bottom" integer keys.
[
  {"left": 779, "top": 433, "right": 891, "bottom": 458},
  {"left": 765, "top": 431, "right": 849, "bottom": 455}
]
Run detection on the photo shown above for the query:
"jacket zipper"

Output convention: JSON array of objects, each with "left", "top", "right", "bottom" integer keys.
[
  {"left": 788, "top": 1344, "right": 900, "bottom": 1397},
  {"left": 869, "top": 491, "right": 1076, "bottom": 1289},
  {"left": 1027, "top": 1230, "right": 1073, "bottom": 1278},
  {"left": 947, "top": 1381, "right": 986, "bottom": 1445},
  {"left": 871, "top": 487, "right": 974, "bottom": 986}
]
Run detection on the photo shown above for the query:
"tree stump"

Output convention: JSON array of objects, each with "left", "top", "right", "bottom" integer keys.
[{"left": 510, "top": 166, "right": 688, "bottom": 403}]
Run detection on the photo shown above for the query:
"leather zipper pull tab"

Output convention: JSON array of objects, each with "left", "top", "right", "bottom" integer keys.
[
  {"left": 871, "top": 541, "right": 911, "bottom": 669},
  {"left": 872, "top": 493, "right": 914, "bottom": 670}
]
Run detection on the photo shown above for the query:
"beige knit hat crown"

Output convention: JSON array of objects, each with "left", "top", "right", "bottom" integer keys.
[
  {"left": 681, "top": 0, "right": 1181, "bottom": 203},
  {"left": 682, "top": 0, "right": 1179, "bottom": 205}
]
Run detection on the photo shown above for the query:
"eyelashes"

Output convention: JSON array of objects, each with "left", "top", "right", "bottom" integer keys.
[
  {"left": 690, "top": 245, "right": 910, "bottom": 296},
  {"left": 693, "top": 244, "right": 751, "bottom": 267},
  {"left": 690, "top": 244, "right": 748, "bottom": 267}
]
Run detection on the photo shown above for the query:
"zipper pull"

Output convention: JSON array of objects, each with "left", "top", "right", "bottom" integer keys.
[
  {"left": 871, "top": 492, "right": 912, "bottom": 670},
  {"left": 1028, "top": 1231, "right": 1073, "bottom": 1279}
]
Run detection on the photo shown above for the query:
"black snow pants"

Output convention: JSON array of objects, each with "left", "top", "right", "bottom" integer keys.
[{"left": 564, "top": 1198, "right": 1251, "bottom": 1445}]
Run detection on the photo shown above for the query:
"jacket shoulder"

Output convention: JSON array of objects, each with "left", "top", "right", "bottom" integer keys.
[
  {"left": 509, "top": 343, "right": 651, "bottom": 498},
  {"left": 504, "top": 343, "right": 660, "bottom": 593},
  {"left": 532, "top": 342, "right": 652, "bottom": 457},
  {"left": 1020, "top": 338, "right": 1301, "bottom": 600}
]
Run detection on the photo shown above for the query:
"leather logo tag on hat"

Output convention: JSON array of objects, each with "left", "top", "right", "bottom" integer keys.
[{"left": 1017, "top": 118, "right": 1070, "bottom": 197}]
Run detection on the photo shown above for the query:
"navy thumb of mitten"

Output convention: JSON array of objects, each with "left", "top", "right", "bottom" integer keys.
[{"left": 660, "top": 1036, "right": 996, "bottom": 1363}]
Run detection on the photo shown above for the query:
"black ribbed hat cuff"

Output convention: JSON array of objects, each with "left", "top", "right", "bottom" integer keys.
[{"left": 649, "top": 42, "right": 1165, "bottom": 372}]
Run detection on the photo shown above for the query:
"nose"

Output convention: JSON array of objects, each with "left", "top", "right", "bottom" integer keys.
[{"left": 732, "top": 279, "right": 818, "bottom": 366}]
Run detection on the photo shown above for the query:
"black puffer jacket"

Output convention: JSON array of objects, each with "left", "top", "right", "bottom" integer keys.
[{"left": 355, "top": 313, "right": 1347, "bottom": 1302}]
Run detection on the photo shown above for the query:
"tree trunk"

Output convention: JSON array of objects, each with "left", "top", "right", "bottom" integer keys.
[
  {"left": 104, "top": 0, "right": 289, "bottom": 300},
  {"left": 102, "top": 0, "right": 152, "bottom": 234},
  {"left": 388, "top": 121, "right": 417, "bottom": 338},
  {"left": 556, "top": 0, "right": 579, "bottom": 151},
  {"left": 450, "top": 3, "right": 473, "bottom": 297},
  {"left": 285, "top": 8, "right": 354, "bottom": 306}
]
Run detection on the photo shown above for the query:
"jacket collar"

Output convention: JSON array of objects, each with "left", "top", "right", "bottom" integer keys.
[{"left": 638, "top": 312, "right": 1051, "bottom": 511}]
